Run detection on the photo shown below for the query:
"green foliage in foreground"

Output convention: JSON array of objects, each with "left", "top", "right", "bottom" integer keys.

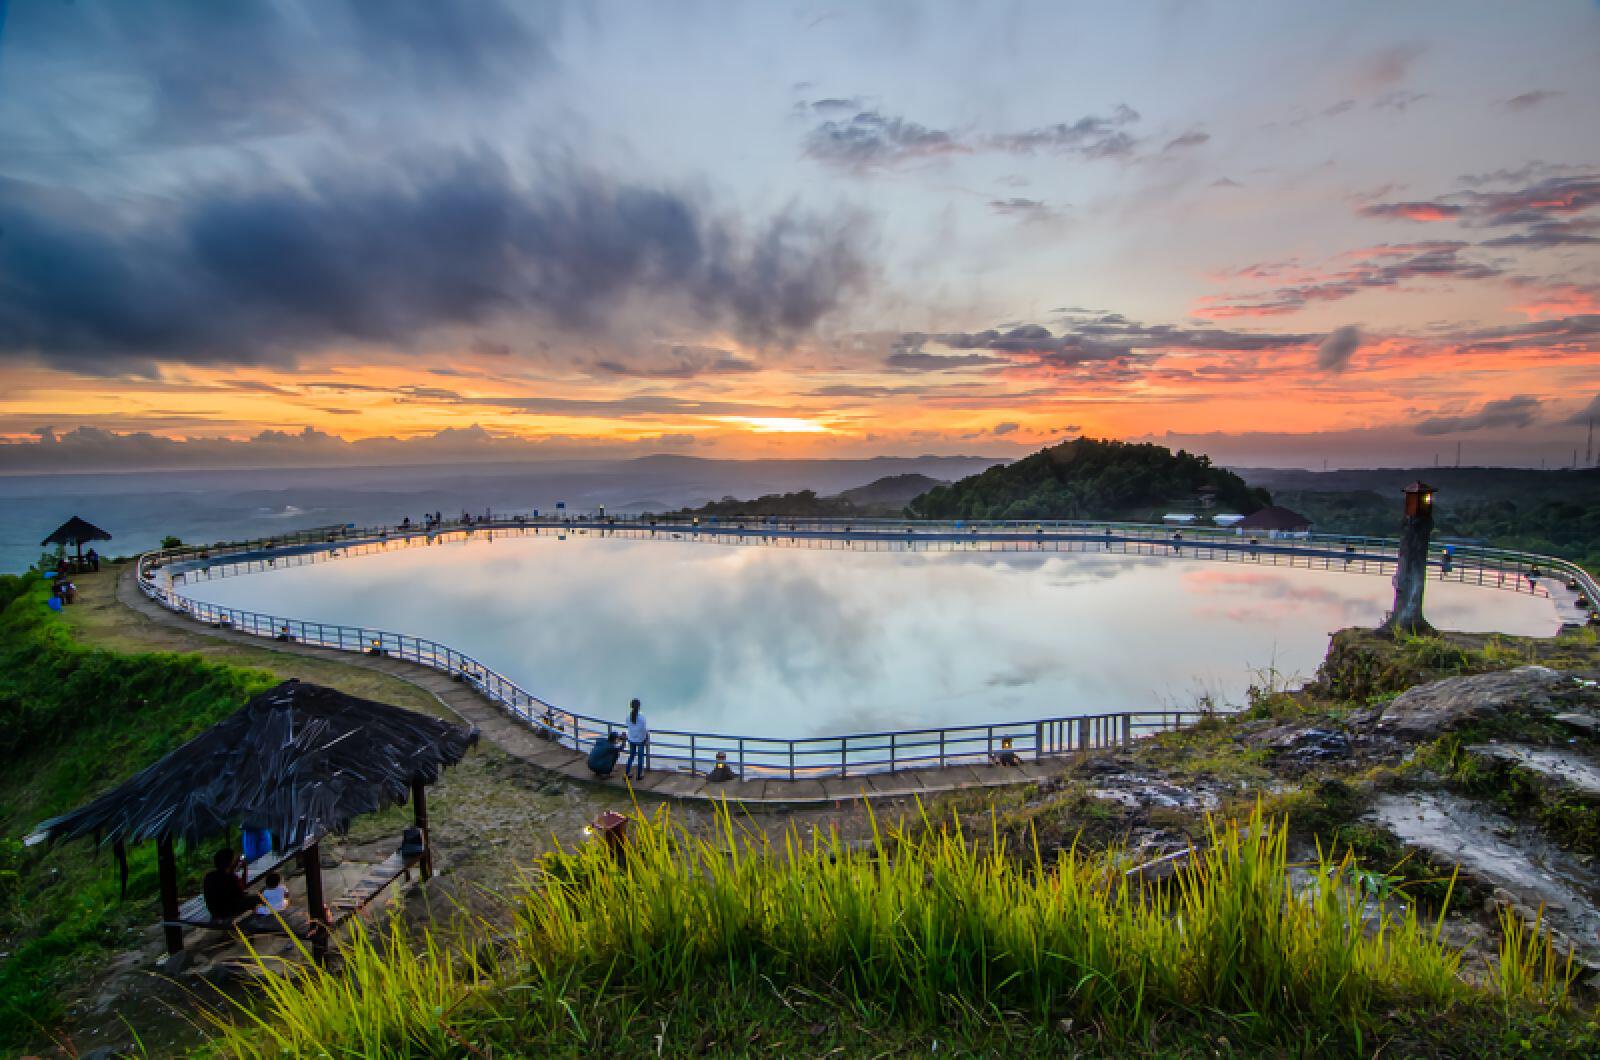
[
  {"left": 210, "top": 806, "right": 1584, "bottom": 1058},
  {"left": 909, "top": 437, "right": 1271, "bottom": 521},
  {"left": 0, "top": 572, "right": 276, "bottom": 1051}
]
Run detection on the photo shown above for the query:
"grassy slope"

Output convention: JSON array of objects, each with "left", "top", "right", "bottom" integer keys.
[
  {"left": 0, "top": 566, "right": 473, "bottom": 1052},
  {"left": 0, "top": 564, "right": 634, "bottom": 1056},
  {"left": 209, "top": 806, "right": 1596, "bottom": 1059},
  {"left": 0, "top": 572, "right": 278, "bottom": 1049}
]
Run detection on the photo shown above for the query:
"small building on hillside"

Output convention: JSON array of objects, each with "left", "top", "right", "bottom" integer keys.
[{"left": 1235, "top": 505, "right": 1313, "bottom": 537}]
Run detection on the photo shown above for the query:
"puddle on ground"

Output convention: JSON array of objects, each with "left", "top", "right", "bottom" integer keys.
[
  {"left": 1371, "top": 792, "right": 1600, "bottom": 962},
  {"left": 1467, "top": 744, "right": 1600, "bottom": 797}
]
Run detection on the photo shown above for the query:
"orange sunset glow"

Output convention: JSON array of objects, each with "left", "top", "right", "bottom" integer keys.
[{"left": 0, "top": 4, "right": 1596, "bottom": 471}]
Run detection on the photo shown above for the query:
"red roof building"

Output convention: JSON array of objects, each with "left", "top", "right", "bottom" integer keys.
[{"left": 1235, "top": 505, "right": 1313, "bottom": 533}]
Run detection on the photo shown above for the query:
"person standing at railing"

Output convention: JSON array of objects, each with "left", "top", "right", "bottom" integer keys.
[{"left": 625, "top": 698, "right": 649, "bottom": 780}]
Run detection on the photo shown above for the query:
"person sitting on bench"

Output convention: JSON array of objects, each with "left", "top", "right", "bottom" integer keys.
[
  {"left": 202, "top": 847, "right": 258, "bottom": 922},
  {"left": 991, "top": 737, "right": 1022, "bottom": 768},
  {"left": 587, "top": 731, "right": 625, "bottom": 777}
]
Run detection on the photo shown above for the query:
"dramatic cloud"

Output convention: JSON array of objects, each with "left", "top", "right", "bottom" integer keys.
[
  {"left": 0, "top": 423, "right": 697, "bottom": 473},
  {"left": 984, "top": 105, "right": 1141, "bottom": 158},
  {"left": 1357, "top": 174, "right": 1600, "bottom": 242},
  {"left": 886, "top": 351, "right": 1008, "bottom": 371},
  {"left": 1194, "top": 244, "right": 1499, "bottom": 318},
  {"left": 1316, "top": 326, "right": 1361, "bottom": 372},
  {"left": 802, "top": 110, "right": 967, "bottom": 170},
  {"left": 592, "top": 347, "right": 759, "bottom": 380},
  {"left": 1453, "top": 314, "right": 1600, "bottom": 354},
  {"left": 0, "top": 157, "right": 872, "bottom": 371},
  {"left": 895, "top": 316, "right": 1319, "bottom": 378},
  {"left": 802, "top": 104, "right": 1139, "bottom": 171},
  {"left": 1479, "top": 219, "right": 1600, "bottom": 247},
  {"left": 1415, "top": 395, "right": 1542, "bottom": 435},
  {"left": 3, "top": 1, "right": 555, "bottom": 152},
  {"left": 1358, "top": 202, "right": 1464, "bottom": 222}
]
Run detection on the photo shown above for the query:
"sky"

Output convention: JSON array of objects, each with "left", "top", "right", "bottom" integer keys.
[{"left": 0, "top": 0, "right": 1597, "bottom": 471}]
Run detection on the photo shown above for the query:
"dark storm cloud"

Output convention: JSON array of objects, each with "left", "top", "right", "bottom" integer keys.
[
  {"left": 1316, "top": 326, "right": 1361, "bottom": 372},
  {"left": 8, "top": 1, "right": 554, "bottom": 148},
  {"left": 0, "top": 155, "right": 871, "bottom": 371},
  {"left": 802, "top": 104, "right": 1140, "bottom": 171},
  {"left": 1415, "top": 395, "right": 1542, "bottom": 435}
]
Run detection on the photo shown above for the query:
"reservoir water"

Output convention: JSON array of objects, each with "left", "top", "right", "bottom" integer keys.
[{"left": 186, "top": 531, "right": 1561, "bottom": 739}]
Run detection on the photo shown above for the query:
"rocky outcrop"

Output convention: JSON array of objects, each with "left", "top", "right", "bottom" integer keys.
[{"left": 1364, "top": 666, "right": 1589, "bottom": 740}]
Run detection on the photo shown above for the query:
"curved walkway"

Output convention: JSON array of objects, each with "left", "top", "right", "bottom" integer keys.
[{"left": 115, "top": 565, "right": 1059, "bottom": 804}]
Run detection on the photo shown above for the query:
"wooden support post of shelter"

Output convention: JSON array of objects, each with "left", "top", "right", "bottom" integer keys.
[
  {"left": 1385, "top": 481, "right": 1436, "bottom": 636},
  {"left": 157, "top": 834, "right": 183, "bottom": 956},
  {"left": 301, "top": 842, "right": 328, "bottom": 963},
  {"left": 411, "top": 777, "right": 433, "bottom": 881}
]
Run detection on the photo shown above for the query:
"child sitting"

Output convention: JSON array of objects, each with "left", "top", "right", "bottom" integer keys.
[{"left": 255, "top": 871, "right": 290, "bottom": 918}]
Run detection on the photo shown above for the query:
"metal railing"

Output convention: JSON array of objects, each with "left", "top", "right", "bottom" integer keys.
[{"left": 134, "top": 516, "right": 1599, "bottom": 783}]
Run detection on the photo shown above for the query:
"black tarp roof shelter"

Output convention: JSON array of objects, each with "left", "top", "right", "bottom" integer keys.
[
  {"left": 41, "top": 515, "right": 111, "bottom": 563},
  {"left": 27, "top": 679, "right": 477, "bottom": 956}
]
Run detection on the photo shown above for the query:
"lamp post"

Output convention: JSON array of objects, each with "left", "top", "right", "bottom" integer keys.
[{"left": 1385, "top": 481, "right": 1436, "bottom": 635}]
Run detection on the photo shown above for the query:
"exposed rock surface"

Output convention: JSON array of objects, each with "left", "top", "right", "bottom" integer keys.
[
  {"left": 1467, "top": 743, "right": 1600, "bottom": 797},
  {"left": 1370, "top": 792, "right": 1600, "bottom": 974},
  {"left": 1366, "top": 666, "right": 1582, "bottom": 739}
]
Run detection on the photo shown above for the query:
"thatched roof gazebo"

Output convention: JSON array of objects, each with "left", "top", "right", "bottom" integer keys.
[
  {"left": 27, "top": 679, "right": 477, "bottom": 957},
  {"left": 41, "top": 515, "right": 112, "bottom": 563}
]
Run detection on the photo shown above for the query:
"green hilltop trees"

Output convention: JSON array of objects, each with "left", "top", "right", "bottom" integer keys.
[{"left": 909, "top": 437, "right": 1271, "bottom": 522}]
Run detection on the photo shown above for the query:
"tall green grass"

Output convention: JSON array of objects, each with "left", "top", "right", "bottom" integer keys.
[{"left": 208, "top": 804, "right": 1578, "bottom": 1056}]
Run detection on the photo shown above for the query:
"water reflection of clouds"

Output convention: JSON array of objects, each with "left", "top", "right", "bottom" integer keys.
[{"left": 192, "top": 536, "right": 1561, "bottom": 738}]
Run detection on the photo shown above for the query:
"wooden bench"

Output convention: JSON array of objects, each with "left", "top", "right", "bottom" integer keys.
[
  {"left": 327, "top": 850, "right": 422, "bottom": 924},
  {"left": 162, "top": 848, "right": 300, "bottom": 932}
]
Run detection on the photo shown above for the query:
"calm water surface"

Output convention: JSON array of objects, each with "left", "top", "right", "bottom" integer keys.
[{"left": 189, "top": 534, "right": 1560, "bottom": 738}]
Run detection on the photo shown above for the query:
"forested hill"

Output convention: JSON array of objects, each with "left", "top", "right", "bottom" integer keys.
[{"left": 907, "top": 438, "right": 1271, "bottom": 521}]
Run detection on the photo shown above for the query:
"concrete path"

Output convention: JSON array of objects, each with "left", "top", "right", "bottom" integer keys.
[{"left": 115, "top": 566, "right": 1059, "bottom": 804}]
